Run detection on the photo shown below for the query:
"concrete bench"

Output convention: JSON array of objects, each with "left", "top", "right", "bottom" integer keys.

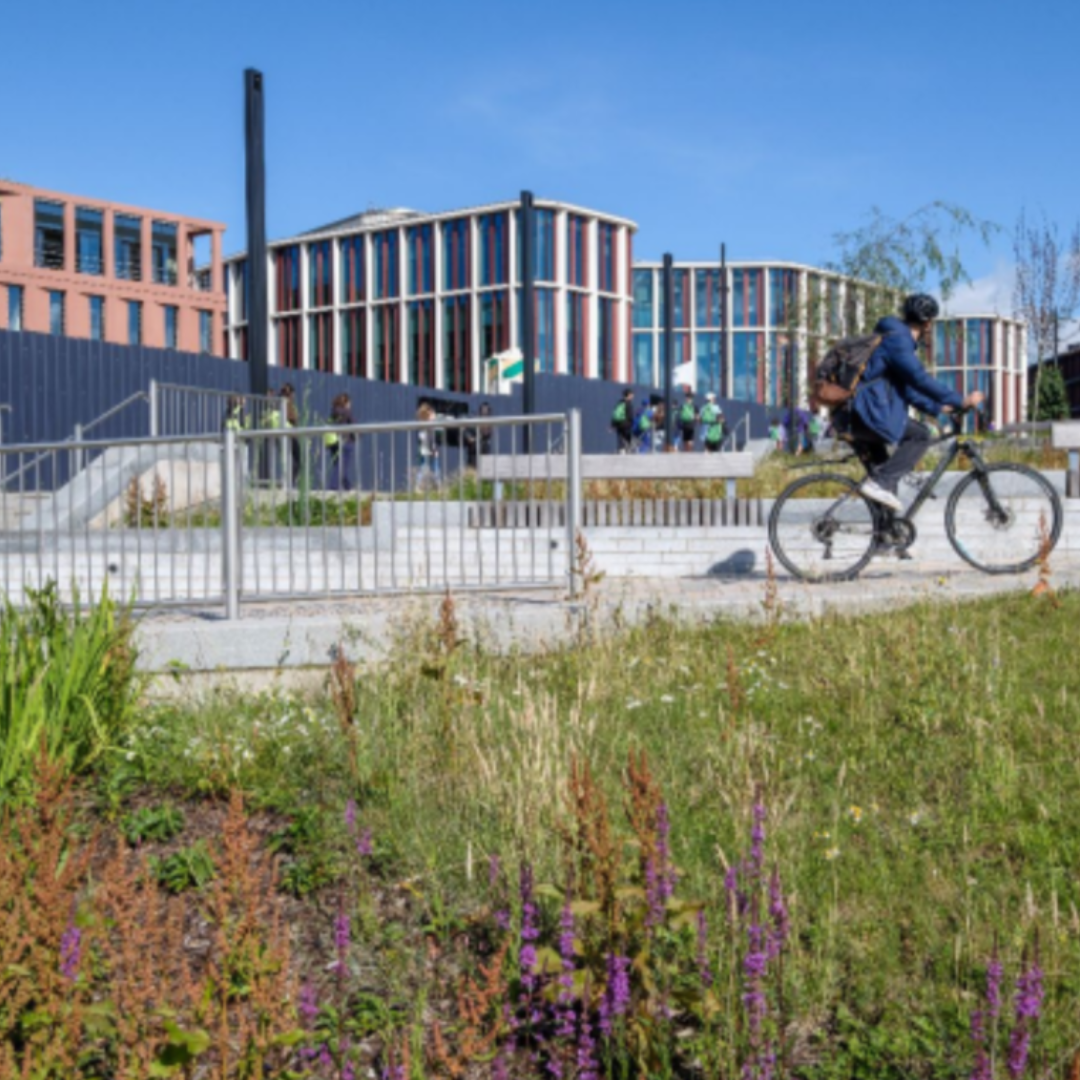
[
  {"left": 473, "top": 452, "right": 760, "bottom": 528},
  {"left": 1052, "top": 423, "right": 1080, "bottom": 497},
  {"left": 477, "top": 452, "right": 755, "bottom": 482}
]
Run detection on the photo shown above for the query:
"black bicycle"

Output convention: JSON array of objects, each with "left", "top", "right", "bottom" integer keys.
[{"left": 768, "top": 414, "right": 1063, "bottom": 582}]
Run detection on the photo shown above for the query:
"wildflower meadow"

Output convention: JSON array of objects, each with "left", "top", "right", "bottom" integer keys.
[{"left": 2, "top": 585, "right": 1079, "bottom": 1078}]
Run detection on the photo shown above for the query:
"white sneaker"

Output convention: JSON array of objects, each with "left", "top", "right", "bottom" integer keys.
[{"left": 860, "top": 479, "right": 902, "bottom": 513}]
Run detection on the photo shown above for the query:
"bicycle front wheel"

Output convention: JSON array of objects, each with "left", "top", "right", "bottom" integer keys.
[
  {"left": 945, "top": 464, "right": 1063, "bottom": 574},
  {"left": 768, "top": 473, "right": 878, "bottom": 582}
]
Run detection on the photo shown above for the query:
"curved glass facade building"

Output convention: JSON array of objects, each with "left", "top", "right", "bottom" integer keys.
[
  {"left": 631, "top": 260, "right": 1027, "bottom": 427},
  {"left": 224, "top": 200, "right": 635, "bottom": 393}
]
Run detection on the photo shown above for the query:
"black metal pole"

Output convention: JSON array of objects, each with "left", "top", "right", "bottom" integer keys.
[
  {"left": 662, "top": 253, "right": 674, "bottom": 449},
  {"left": 520, "top": 191, "right": 536, "bottom": 420},
  {"left": 244, "top": 68, "right": 269, "bottom": 398},
  {"left": 719, "top": 243, "right": 729, "bottom": 399}
]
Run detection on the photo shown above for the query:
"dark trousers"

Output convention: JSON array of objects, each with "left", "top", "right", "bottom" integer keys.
[
  {"left": 849, "top": 414, "right": 932, "bottom": 493},
  {"left": 616, "top": 427, "right": 633, "bottom": 453}
]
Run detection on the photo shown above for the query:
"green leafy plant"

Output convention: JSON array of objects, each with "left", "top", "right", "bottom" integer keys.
[
  {"left": 148, "top": 841, "right": 216, "bottom": 893},
  {"left": 0, "top": 584, "right": 141, "bottom": 803},
  {"left": 120, "top": 804, "right": 185, "bottom": 845}
]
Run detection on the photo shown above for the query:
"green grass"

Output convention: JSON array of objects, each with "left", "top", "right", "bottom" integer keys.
[{"left": 109, "top": 588, "right": 1080, "bottom": 1071}]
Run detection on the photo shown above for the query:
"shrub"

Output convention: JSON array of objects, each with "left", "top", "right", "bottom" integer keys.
[{"left": 0, "top": 585, "right": 142, "bottom": 803}]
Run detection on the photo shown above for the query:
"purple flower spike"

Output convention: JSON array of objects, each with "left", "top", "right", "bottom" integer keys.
[
  {"left": 333, "top": 910, "right": 351, "bottom": 975},
  {"left": 577, "top": 1012, "right": 599, "bottom": 1080},
  {"left": 345, "top": 799, "right": 357, "bottom": 832},
  {"left": 556, "top": 900, "right": 576, "bottom": 1038},
  {"left": 519, "top": 863, "right": 540, "bottom": 996},
  {"left": 1007, "top": 962, "right": 1044, "bottom": 1079},
  {"left": 356, "top": 827, "right": 373, "bottom": 857},
  {"left": 299, "top": 981, "right": 319, "bottom": 1027},
  {"left": 59, "top": 923, "right": 81, "bottom": 981},
  {"left": 749, "top": 803, "right": 766, "bottom": 878},
  {"left": 987, "top": 954, "right": 1004, "bottom": 1021},
  {"left": 599, "top": 952, "right": 632, "bottom": 1037},
  {"left": 767, "top": 867, "right": 789, "bottom": 960}
]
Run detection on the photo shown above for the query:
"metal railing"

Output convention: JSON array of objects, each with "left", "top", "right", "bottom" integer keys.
[
  {"left": 0, "top": 411, "right": 582, "bottom": 617},
  {"left": 150, "top": 381, "right": 281, "bottom": 439},
  {"left": 724, "top": 412, "right": 751, "bottom": 451}
]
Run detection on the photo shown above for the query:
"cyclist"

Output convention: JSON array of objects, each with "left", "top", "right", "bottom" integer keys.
[{"left": 838, "top": 293, "right": 984, "bottom": 512}]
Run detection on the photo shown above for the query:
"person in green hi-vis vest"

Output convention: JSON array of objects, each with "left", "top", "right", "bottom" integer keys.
[{"left": 700, "top": 393, "right": 725, "bottom": 453}]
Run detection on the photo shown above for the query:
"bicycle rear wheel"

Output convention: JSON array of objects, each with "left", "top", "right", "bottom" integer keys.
[
  {"left": 768, "top": 473, "right": 878, "bottom": 582},
  {"left": 945, "top": 463, "right": 1062, "bottom": 574}
]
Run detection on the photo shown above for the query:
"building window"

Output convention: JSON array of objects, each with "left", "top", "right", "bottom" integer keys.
[
  {"left": 276, "top": 315, "right": 302, "bottom": 369},
  {"left": 633, "top": 334, "right": 654, "bottom": 387},
  {"left": 372, "top": 305, "right": 400, "bottom": 381},
  {"left": 7, "top": 285, "right": 24, "bottom": 332},
  {"left": 516, "top": 287, "right": 555, "bottom": 374},
  {"left": 308, "top": 240, "right": 333, "bottom": 308},
  {"left": 696, "top": 333, "right": 721, "bottom": 394},
  {"left": 151, "top": 221, "right": 178, "bottom": 285},
  {"left": 233, "top": 260, "right": 249, "bottom": 323},
  {"left": 597, "top": 223, "right": 616, "bottom": 293},
  {"left": 768, "top": 269, "right": 799, "bottom": 327},
  {"left": 442, "top": 219, "right": 470, "bottom": 292},
  {"left": 408, "top": 300, "right": 435, "bottom": 386},
  {"left": 341, "top": 237, "right": 364, "bottom": 304},
  {"left": 76, "top": 208, "right": 104, "bottom": 275},
  {"left": 659, "top": 269, "right": 690, "bottom": 329},
  {"left": 407, "top": 225, "right": 434, "bottom": 296},
  {"left": 933, "top": 322, "right": 963, "bottom": 367},
  {"left": 826, "top": 278, "right": 842, "bottom": 337},
  {"left": 567, "top": 293, "right": 588, "bottom": 376},
  {"left": 443, "top": 296, "right": 471, "bottom": 392},
  {"left": 597, "top": 298, "right": 616, "bottom": 381},
  {"left": 479, "top": 291, "right": 509, "bottom": 360},
  {"left": 478, "top": 213, "right": 508, "bottom": 286},
  {"left": 966, "top": 320, "right": 994, "bottom": 366},
  {"left": 518, "top": 208, "right": 555, "bottom": 283},
  {"left": 127, "top": 300, "right": 142, "bottom": 345},
  {"left": 199, "top": 311, "right": 213, "bottom": 354},
  {"left": 275, "top": 245, "right": 301, "bottom": 312},
  {"left": 768, "top": 333, "right": 798, "bottom": 408},
  {"left": 695, "top": 269, "right": 722, "bottom": 329},
  {"left": 164, "top": 305, "right": 178, "bottom": 348},
  {"left": 89, "top": 296, "right": 105, "bottom": 341},
  {"left": 732, "top": 332, "right": 763, "bottom": 401},
  {"left": 633, "top": 269, "right": 654, "bottom": 329},
  {"left": 567, "top": 215, "right": 589, "bottom": 288},
  {"left": 115, "top": 215, "right": 143, "bottom": 281},
  {"left": 372, "top": 231, "right": 400, "bottom": 300},
  {"left": 309, "top": 312, "right": 334, "bottom": 372},
  {"left": 49, "top": 291, "right": 65, "bottom": 335},
  {"left": 662, "top": 331, "right": 691, "bottom": 372},
  {"left": 732, "top": 269, "right": 763, "bottom": 328},
  {"left": 341, "top": 308, "right": 367, "bottom": 377},
  {"left": 35, "top": 200, "right": 65, "bottom": 270}
]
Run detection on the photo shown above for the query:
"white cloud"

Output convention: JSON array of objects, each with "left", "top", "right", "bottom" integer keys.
[{"left": 940, "top": 261, "right": 1016, "bottom": 317}]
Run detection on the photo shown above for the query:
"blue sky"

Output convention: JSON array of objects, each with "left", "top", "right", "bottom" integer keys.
[{"left": 3, "top": 0, "right": 1077, "bottom": 313}]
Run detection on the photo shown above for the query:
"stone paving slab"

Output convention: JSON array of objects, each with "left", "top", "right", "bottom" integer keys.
[{"left": 133, "top": 556, "right": 1080, "bottom": 682}]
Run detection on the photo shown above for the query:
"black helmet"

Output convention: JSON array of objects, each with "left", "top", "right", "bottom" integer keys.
[{"left": 902, "top": 293, "right": 940, "bottom": 324}]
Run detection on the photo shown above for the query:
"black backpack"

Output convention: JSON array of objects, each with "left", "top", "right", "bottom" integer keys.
[{"left": 812, "top": 334, "right": 888, "bottom": 409}]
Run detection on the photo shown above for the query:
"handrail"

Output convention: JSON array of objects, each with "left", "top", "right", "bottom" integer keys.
[{"left": 79, "top": 391, "right": 148, "bottom": 436}]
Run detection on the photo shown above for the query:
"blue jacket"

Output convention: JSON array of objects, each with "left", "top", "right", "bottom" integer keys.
[{"left": 853, "top": 316, "right": 964, "bottom": 443}]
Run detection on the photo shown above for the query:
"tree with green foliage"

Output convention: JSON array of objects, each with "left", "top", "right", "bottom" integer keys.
[
  {"left": 1033, "top": 363, "right": 1070, "bottom": 421},
  {"left": 829, "top": 201, "right": 998, "bottom": 331}
]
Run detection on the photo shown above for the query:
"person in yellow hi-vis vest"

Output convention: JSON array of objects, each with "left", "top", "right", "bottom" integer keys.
[{"left": 325, "top": 392, "right": 356, "bottom": 491}]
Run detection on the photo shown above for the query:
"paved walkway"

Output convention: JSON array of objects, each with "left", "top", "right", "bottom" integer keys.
[{"left": 133, "top": 554, "right": 1080, "bottom": 682}]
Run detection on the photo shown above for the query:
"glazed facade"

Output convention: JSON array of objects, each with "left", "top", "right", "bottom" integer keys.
[
  {"left": 0, "top": 180, "right": 226, "bottom": 354},
  {"left": 223, "top": 201, "right": 635, "bottom": 392},
  {"left": 631, "top": 261, "right": 1027, "bottom": 426}
]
